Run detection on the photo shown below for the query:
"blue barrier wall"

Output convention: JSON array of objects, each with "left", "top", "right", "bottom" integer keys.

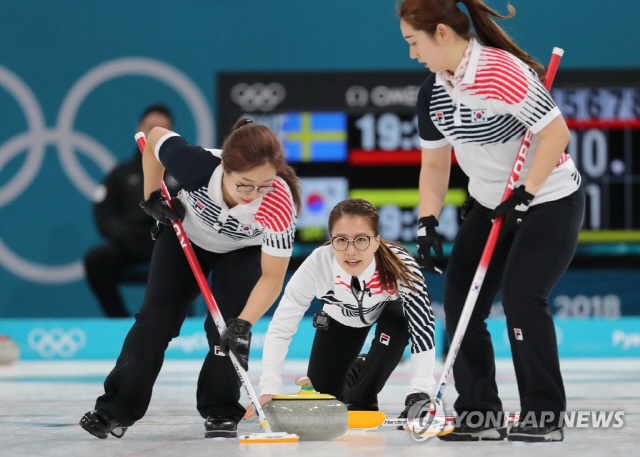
[
  {"left": 1, "top": 0, "right": 639, "bottom": 317},
  {"left": 2, "top": 317, "right": 639, "bottom": 361}
]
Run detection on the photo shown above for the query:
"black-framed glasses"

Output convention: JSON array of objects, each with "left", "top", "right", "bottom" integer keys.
[
  {"left": 331, "top": 236, "right": 375, "bottom": 251},
  {"left": 236, "top": 184, "right": 277, "bottom": 194}
]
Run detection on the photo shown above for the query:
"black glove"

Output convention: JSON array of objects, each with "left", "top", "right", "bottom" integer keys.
[
  {"left": 219, "top": 318, "right": 252, "bottom": 371},
  {"left": 397, "top": 392, "right": 431, "bottom": 430},
  {"left": 417, "top": 216, "right": 444, "bottom": 274},
  {"left": 139, "top": 189, "right": 186, "bottom": 226},
  {"left": 487, "top": 185, "right": 534, "bottom": 239}
]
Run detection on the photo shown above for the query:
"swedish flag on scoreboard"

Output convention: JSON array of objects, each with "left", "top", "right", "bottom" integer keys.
[{"left": 282, "top": 112, "right": 347, "bottom": 162}]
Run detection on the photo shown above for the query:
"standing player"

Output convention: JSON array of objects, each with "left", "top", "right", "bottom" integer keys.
[
  {"left": 399, "top": 0, "right": 584, "bottom": 442},
  {"left": 249, "top": 199, "right": 436, "bottom": 422},
  {"left": 80, "top": 118, "right": 301, "bottom": 439}
]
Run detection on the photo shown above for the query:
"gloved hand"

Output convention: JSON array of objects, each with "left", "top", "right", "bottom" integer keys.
[
  {"left": 417, "top": 216, "right": 444, "bottom": 274},
  {"left": 139, "top": 189, "right": 186, "bottom": 226},
  {"left": 219, "top": 318, "right": 252, "bottom": 371},
  {"left": 397, "top": 392, "right": 431, "bottom": 430},
  {"left": 487, "top": 185, "right": 534, "bottom": 238}
]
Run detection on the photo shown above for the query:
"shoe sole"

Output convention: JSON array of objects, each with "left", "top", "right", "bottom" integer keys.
[
  {"left": 508, "top": 430, "right": 564, "bottom": 442},
  {"left": 205, "top": 430, "right": 238, "bottom": 438},
  {"left": 438, "top": 427, "right": 507, "bottom": 441}
]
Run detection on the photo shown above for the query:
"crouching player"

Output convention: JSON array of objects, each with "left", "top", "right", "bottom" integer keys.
[{"left": 248, "top": 198, "right": 437, "bottom": 423}]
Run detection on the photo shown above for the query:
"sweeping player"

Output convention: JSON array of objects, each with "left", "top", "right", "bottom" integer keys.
[
  {"left": 80, "top": 118, "right": 301, "bottom": 439},
  {"left": 399, "top": 0, "right": 584, "bottom": 442},
  {"left": 248, "top": 198, "right": 436, "bottom": 423}
]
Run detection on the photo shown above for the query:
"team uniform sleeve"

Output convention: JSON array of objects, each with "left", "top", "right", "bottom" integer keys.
[
  {"left": 255, "top": 178, "right": 297, "bottom": 258},
  {"left": 417, "top": 74, "right": 450, "bottom": 150},
  {"left": 155, "top": 133, "right": 221, "bottom": 192},
  {"left": 390, "top": 244, "right": 437, "bottom": 395},
  {"left": 259, "top": 252, "right": 319, "bottom": 396},
  {"left": 496, "top": 60, "right": 561, "bottom": 134}
]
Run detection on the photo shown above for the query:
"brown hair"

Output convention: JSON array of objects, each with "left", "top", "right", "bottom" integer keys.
[
  {"left": 398, "top": 0, "right": 545, "bottom": 79},
  {"left": 221, "top": 118, "right": 301, "bottom": 210},
  {"left": 327, "top": 198, "right": 421, "bottom": 294}
]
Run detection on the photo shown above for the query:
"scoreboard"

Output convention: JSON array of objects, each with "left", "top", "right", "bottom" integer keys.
[{"left": 216, "top": 70, "right": 640, "bottom": 250}]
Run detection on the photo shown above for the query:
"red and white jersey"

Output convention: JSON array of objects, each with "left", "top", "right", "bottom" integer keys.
[
  {"left": 155, "top": 132, "right": 297, "bottom": 256},
  {"left": 418, "top": 39, "right": 581, "bottom": 209},
  {"left": 260, "top": 243, "right": 436, "bottom": 397}
]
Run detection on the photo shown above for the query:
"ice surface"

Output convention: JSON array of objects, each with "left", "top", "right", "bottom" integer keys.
[{"left": 1, "top": 358, "right": 638, "bottom": 457}]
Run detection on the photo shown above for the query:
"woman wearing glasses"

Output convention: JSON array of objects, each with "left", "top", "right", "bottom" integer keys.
[
  {"left": 250, "top": 198, "right": 436, "bottom": 422},
  {"left": 80, "top": 118, "right": 301, "bottom": 440}
]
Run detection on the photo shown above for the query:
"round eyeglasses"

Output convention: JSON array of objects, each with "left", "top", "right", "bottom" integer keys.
[
  {"left": 236, "top": 184, "right": 277, "bottom": 194},
  {"left": 331, "top": 236, "right": 375, "bottom": 251}
]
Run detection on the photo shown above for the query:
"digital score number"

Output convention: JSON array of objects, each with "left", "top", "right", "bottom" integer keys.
[
  {"left": 349, "top": 113, "right": 422, "bottom": 165},
  {"left": 553, "top": 87, "right": 640, "bottom": 231}
]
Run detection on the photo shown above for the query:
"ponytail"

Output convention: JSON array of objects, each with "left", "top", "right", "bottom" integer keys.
[
  {"left": 460, "top": 0, "right": 545, "bottom": 78},
  {"left": 375, "top": 240, "right": 422, "bottom": 294}
]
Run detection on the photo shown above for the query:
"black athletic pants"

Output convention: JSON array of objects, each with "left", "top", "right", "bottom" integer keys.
[
  {"left": 444, "top": 187, "right": 584, "bottom": 426},
  {"left": 306, "top": 300, "right": 410, "bottom": 410},
  {"left": 95, "top": 228, "right": 262, "bottom": 426}
]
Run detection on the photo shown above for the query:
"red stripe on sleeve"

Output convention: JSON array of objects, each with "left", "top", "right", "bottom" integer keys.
[
  {"left": 255, "top": 177, "right": 294, "bottom": 232},
  {"left": 465, "top": 48, "right": 528, "bottom": 104}
]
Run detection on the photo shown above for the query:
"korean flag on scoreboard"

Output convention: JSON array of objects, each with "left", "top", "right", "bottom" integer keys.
[{"left": 297, "top": 177, "right": 349, "bottom": 230}]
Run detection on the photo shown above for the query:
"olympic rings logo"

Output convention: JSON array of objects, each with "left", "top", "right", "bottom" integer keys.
[
  {"left": 0, "top": 57, "right": 214, "bottom": 284},
  {"left": 230, "top": 82, "right": 286, "bottom": 112},
  {"left": 27, "top": 327, "right": 87, "bottom": 358}
]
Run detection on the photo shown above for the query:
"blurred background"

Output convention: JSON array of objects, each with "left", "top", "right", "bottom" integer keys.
[{"left": 0, "top": 1, "right": 639, "bottom": 360}]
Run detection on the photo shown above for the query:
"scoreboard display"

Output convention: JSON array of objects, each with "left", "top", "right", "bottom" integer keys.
[{"left": 217, "top": 70, "right": 640, "bottom": 252}]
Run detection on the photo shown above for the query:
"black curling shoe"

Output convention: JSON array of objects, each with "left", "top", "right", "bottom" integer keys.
[
  {"left": 508, "top": 422, "right": 564, "bottom": 442},
  {"left": 79, "top": 410, "right": 128, "bottom": 439},
  {"left": 204, "top": 416, "right": 237, "bottom": 438}
]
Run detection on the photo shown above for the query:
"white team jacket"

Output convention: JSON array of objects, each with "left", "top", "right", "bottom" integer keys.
[{"left": 260, "top": 243, "right": 436, "bottom": 397}]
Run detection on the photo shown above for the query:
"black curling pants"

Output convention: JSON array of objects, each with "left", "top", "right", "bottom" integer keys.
[
  {"left": 444, "top": 187, "right": 584, "bottom": 427},
  {"left": 306, "top": 300, "right": 410, "bottom": 410},
  {"left": 95, "top": 228, "right": 262, "bottom": 426}
]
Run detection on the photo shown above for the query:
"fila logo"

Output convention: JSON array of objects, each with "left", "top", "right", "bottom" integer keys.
[
  {"left": 380, "top": 333, "right": 390, "bottom": 345},
  {"left": 214, "top": 345, "right": 226, "bottom": 356},
  {"left": 194, "top": 201, "right": 206, "bottom": 213},
  {"left": 471, "top": 109, "right": 487, "bottom": 122},
  {"left": 514, "top": 328, "right": 523, "bottom": 341},
  {"left": 435, "top": 112, "right": 446, "bottom": 125}
]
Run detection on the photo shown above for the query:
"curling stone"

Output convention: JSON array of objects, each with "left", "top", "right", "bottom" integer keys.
[
  {"left": 262, "top": 377, "right": 348, "bottom": 441},
  {"left": 0, "top": 335, "right": 20, "bottom": 365}
]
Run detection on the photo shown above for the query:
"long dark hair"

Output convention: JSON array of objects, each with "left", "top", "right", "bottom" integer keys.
[
  {"left": 398, "top": 0, "right": 545, "bottom": 79},
  {"left": 327, "top": 198, "right": 421, "bottom": 294},
  {"left": 221, "top": 118, "right": 301, "bottom": 210}
]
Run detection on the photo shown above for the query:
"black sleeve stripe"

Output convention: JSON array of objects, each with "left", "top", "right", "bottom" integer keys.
[
  {"left": 417, "top": 74, "right": 446, "bottom": 143},
  {"left": 262, "top": 227, "right": 295, "bottom": 252},
  {"left": 386, "top": 244, "right": 436, "bottom": 353},
  {"left": 158, "top": 136, "right": 221, "bottom": 192}
]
